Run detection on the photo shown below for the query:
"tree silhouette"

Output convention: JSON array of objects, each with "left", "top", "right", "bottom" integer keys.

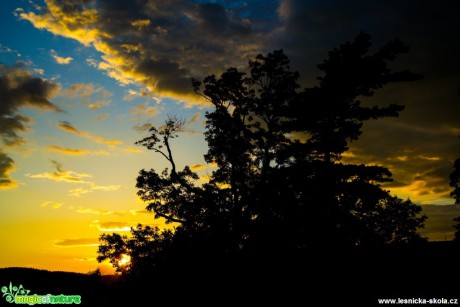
[{"left": 98, "top": 32, "right": 426, "bottom": 276}]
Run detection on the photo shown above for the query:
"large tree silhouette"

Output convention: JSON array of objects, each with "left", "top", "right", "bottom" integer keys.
[{"left": 98, "top": 33, "right": 426, "bottom": 276}]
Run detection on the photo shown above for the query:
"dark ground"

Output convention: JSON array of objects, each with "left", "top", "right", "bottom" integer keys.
[{"left": 1, "top": 241, "right": 459, "bottom": 306}]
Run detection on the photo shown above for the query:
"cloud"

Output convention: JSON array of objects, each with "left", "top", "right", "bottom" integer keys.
[
  {"left": 41, "top": 201, "right": 63, "bottom": 209},
  {"left": 95, "top": 221, "right": 131, "bottom": 232},
  {"left": 75, "top": 207, "right": 112, "bottom": 215},
  {"left": 419, "top": 205, "right": 460, "bottom": 241},
  {"left": 59, "top": 83, "right": 102, "bottom": 98},
  {"left": 18, "top": 0, "right": 271, "bottom": 104},
  {"left": 90, "top": 184, "right": 120, "bottom": 191},
  {"left": 69, "top": 183, "right": 121, "bottom": 197},
  {"left": 124, "top": 147, "right": 142, "bottom": 153},
  {"left": 343, "top": 117, "right": 459, "bottom": 204},
  {"left": 0, "top": 151, "right": 18, "bottom": 189},
  {"left": 16, "top": 2, "right": 107, "bottom": 46},
  {"left": 54, "top": 238, "right": 100, "bottom": 247},
  {"left": 57, "top": 121, "right": 121, "bottom": 146},
  {"left": 27, "top": 160, "right": 120, "bottom": 197},
  {"left": 58, "top": 83, "right": 112, "bottom": 109},
  {"left": 27, "top": 160, "right": 92, "bottom": 183},
  {"left": 190, "top": 164, "right": 205, "bottom": 171},
  {"left": 187, "top": 112, "right": 201, "bottom": 125},
  {"left": 16, "top": 0, "right": 460, "bottom": 203},
  {"left": 74, "top": 206, "right": 147, "bottom": 216},
  {"left": 0, "top": 44, "right": 21, "bottom": 57},
  {"left": 50, "top": 49, "right": 73, "bottom": 64},
  {"left": 192, "top": 162, "right": 218, "bottom": 172},
  {"left": 131, "top": 19, "right": 151, "bottom": 30},
  {"left": 68, "top": 188, "right": 92, "bottom": 197},
  {"left": 133, "top": 123, "right": 153, "bottom": 132},
  {"left": 96, "top": 114, "right": 109, "bottom": 121},
  {"left": 86, "top": 99, "right": 110, "bottom": 110},
  {"left": 0, "top": 63, "right": 61, "bottom": 147},
  {"left": 47, "top": 145, "right": 90, "bottom": 155},
  {"left": 130, "top": 102, "right": 159, "bottom": 118}
]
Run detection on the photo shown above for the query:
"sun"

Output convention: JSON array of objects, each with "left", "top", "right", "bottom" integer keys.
[{"left": 118, "top": 254, "right": 131, "bottom": 267}]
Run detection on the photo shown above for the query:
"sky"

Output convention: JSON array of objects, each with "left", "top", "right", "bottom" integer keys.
[{"left": 0, "top": 0, "right": 459, "bottom": 274}]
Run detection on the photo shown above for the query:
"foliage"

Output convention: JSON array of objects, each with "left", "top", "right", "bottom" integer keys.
[{"left": 98, "top": 32, "right": 427, "bottom": 275}]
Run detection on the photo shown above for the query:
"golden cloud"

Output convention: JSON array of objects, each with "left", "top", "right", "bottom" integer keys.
[
  {"left": 54, "top": 238, "right": 99, "bottom": 247},
  {"left": 124, "top": 147, "right": 143, "bottom": 153},
  {"left": 90, "top": 184, "right": 120, "bottom": 191},
  {"left": 28, "top": 163, "right": 92, "bottom": 183},
  {"left": 18, "top": 1, "right": 108, "bottom": 46},
  {"left": 47, "top": 145, "right": 90, "bottom": 155},
  {"left": 17, "top": 1, "right": 257, "bottom": 106},
  {"left": 191, "top": 164, "right": 205, "bottom": 171},
  {"left": 96, "top": 221, "right": 131, "bottom": 232},
  {"left": 41, "top": 201, "right": 63, "bottom": 209},
  {"left": 131, "top": 19, "right": 151, "bottom": 30},
  {"left": 57, "top": 121, "right": 122, "bottom": 146},
  {"left": 75, "top": 207, "right": 112, "bottom": 215},
  {"left": 50, "top": 50, "right": 73, "bottom": 64},
  {"left": 68, "top": 188, "right": 92, "bottom": 197}
]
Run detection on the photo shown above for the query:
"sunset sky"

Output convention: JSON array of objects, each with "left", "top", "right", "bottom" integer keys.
[{"left": 1, "top": 0, "right": 459, "bottom": 274}]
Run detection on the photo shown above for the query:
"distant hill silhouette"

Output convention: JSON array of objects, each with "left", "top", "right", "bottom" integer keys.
[
  {"left": 0, "top": 267, "right": 117, "bottom": 306},
  {"left": 2, "top": 241, "right": 459, "bottom": 306}
]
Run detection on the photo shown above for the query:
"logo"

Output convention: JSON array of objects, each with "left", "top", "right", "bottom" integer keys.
[{"left": 1, "top": 282, "right": 81, "bottom": 305}]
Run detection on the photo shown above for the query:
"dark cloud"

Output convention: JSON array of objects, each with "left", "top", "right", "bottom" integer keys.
[
  {"left": 19, "top": 0, "right": 460, "bottom": 203},
  {"left": 269, "top": 0, "right": 460, "bottom": 204},
  {"left": 420, "top": 205, "right": 460, "bottom": 241},
  {"left": 20, "top": 0, "right": 274, "bottom": 101},
  {"left": 0, "top": 63, "right": 61, "bottom": 147},
  {"left": 0, "top": 150, "right": 17, "bottom": 189},
  {"left": 0, "top": 63, "right": 61, "bottom": 189}
]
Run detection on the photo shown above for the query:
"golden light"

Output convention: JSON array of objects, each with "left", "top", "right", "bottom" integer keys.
[{"left": 118, "top": 254, "right": 131, "bottom": 267}]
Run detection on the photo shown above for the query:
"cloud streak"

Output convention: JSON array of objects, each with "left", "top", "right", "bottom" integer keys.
[
  {"left": 54, "top": 238, "right": 99, "bottom": 247},
  {"left": 57, "top": 121, "right": 121, "bottom": 146},
  {"left": 47, "top": 145, "right": 109, "bottom": 156}
]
